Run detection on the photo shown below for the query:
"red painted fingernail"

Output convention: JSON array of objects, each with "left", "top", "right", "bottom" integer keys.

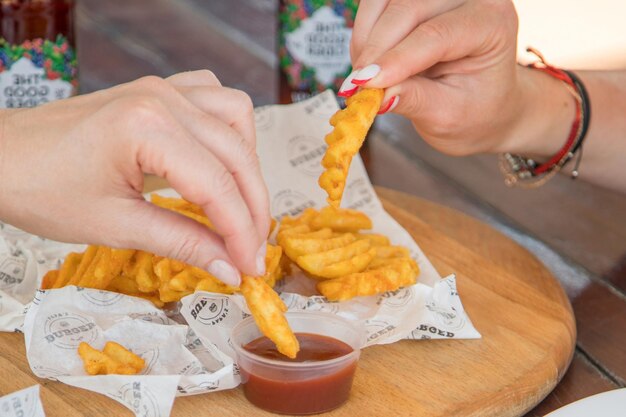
[
  {"left": 378, "top": 96, "right": 399, "bottom": 114},
  {"left": 352, "top": 77, "right": 372, "bottom": 86},
  {"left": 337, "top": 86, "right": 358, "bottom": 97},
  {"left": 338, "top": 70, "right": 359, "bottom": 97},
  {"left": 352, "top": 64, "right": 381, "bottom": 85}
]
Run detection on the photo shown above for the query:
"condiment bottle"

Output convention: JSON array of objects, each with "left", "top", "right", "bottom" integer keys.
[
  {"left": 278, "top": 0, "right": 358, "bottom": 104},
  {"left": 0, "top": 0, "right": 77, "bottom": 108}
]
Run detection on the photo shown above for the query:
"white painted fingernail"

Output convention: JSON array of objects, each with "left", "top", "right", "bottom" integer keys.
[
  {"left": 256, "top": 244, "right": 267, "bottom": 276},
  {"left": 338, "top": 70, "right": 359, "bottom": 97},
  {"left": 207, "top": 260, "right": 241, "bottom": 287},
  {"left": 352, "top": 64, "right": 381, "bottom": 85},
  {"left": 378, "top": 95, "right": 399, "bottom": 114}
]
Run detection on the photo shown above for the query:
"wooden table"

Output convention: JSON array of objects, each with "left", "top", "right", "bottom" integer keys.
[
  {"left": 2, "top": 0, "right": 625, "bottom": 415},
  {"left": 0, "top": 189, "right": 576, "bottom": 416}
]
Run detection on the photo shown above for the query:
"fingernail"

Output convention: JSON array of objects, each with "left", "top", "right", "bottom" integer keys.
[
  {"left": 378, "top": 96, "right": 399, "bottom": 114},
  {"left": 207, "top": 260, "right": 241, "bottom": 287},
  {"left": 338, "top": 70, "right": 359, "bottom": 97},
  {"left": 352, "top": 64, "right": 381, "bottom": 85},
  {"left": 256, "top": 244, "right": 267, "bottom": 276}
]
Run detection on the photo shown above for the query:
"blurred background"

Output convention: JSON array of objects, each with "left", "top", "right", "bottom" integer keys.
[
  {"left": 515, "top": 0, "right": 626, "bottom": 69},
  {"left": 76, "top": 0, "right": 626, "bottom": 95}
]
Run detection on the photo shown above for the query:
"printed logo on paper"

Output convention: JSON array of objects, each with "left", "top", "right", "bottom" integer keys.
[
  {"left": 280, "top": 293, "right": 306, "bottom": 310},
  {"left": 345, "top": 179, "right": 377, "bottom": 214},
  {"left": 138, "top": 348, "right": 159, "bottom": 374},
  {"left": 365, "top": 319, "right": 396, "bottom": 343},
  {"left": 114, "top": 382, "right": 160, "bottom": 417},
  {"left": 188, "top": 294, "right": 230, "bottom": 326},
  {"left": 305, "top": 296, "right": 339, "bottom": 314},
  {"left": 0, "top": 256, "right": 26, "bottom": 290},
  {"left": 43, "top": 311, "right": 99, "bottom": 349},
  {"left": 32, "top": 365, "right": 69, "bottom": 380},
  {"left": 271, "top": 189, "right": 316, "bottom": 220},
  {"left": 302, "top": 92, "right": 339, "bottom": 118},
  {"left": 178, "top": 380, "right": 219, "bottom": 395},
  {"left": 80, "top": 289, "right": 125, "bottom": 307},
  {"left": 407, "top": 331, "right": 431, "bottom": 340},
  {"left": 426, "top": 302, "right": 466, "bottom": 332},
  {"left": 0, "top": 222, "right": 27, "bottom": 238},
  {"left": 179, "top": 358, "right": 209, "bottom": 376},
  {"left": 0, "top": 386, "right": 41, "bottom": 417},
  {"left": 378, "top": 287, "right": 414, "bottom": 308},
  {"left": 287, "top": 135, "right": 327, "bottom": 176},
  {"left": 443, "top": 275, "right": 459, "bottom": 297},
  {"left": 254, "top": 106, "right": 273, "bottom": 131},
  {"left": 32, "top": 289, "right": 46, "bottom": 306},
  {"left": 410, "top": 324, "right": 455, "bottom": 339},
  {"left": 184, "top": 330, "right": 204, "bottom": 352},
  {"left": 128, "top": 312, "right": 170, "bottom": 325}
]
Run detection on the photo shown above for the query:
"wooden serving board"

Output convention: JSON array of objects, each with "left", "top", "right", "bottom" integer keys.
[{"left": 0, "top": 187, "right": 576, "bottom": 417}]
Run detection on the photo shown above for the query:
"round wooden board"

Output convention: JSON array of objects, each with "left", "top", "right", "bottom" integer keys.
[{"left": 0, "top": 187, "right": 575, "bottom": 417}]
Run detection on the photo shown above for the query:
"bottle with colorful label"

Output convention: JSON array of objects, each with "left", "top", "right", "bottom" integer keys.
[
  {"left": 278, "top": 0, "right": 358, "bottom": 104},
  {"left": 0, "top": 0, "right": 77, "bottom": 108}
]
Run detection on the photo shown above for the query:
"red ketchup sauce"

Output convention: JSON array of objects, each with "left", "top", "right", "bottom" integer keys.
[{"left": 241, "top": 332, "right": 357, "bottom": 415}]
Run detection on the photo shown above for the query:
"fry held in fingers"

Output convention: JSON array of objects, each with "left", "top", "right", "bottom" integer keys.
[{"left": 319, "top": 88, "right": 384, "bottom": 208}]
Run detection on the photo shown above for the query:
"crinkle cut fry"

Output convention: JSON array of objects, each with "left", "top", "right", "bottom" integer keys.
[
  {"left": 240, "top": 275, "right": 299, "bottom": 359},
  {"left": 317, "top": 258, "right": 417, "bottom": 301},
  {"left": 78, "top": 341, "right": 144, "bottom": 375},
  {"left": 318, "top": 88, "right": 384, "bottom": 208}
]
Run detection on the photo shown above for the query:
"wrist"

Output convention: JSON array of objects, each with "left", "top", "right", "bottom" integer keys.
[{"left": 493, "top": 65, "right": 576, "bottom": 159}]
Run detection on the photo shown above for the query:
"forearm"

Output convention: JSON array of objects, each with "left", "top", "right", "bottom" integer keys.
[
  {"left": 0, "top": 110, "right": 8, "bottom": 221},
  {"left": 498, "top": 66, "right": 626, "bottom": 193}
]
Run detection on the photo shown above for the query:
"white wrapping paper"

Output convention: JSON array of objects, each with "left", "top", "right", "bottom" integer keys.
[
  {"left": 0, "top": 385, "right": 45, "bottom": 417},
  {"left": 22, "top": 286, "right": 238, "bottom": 417},
  {"left": 1, "top": 91, "right": 479, "bottom": 417}
]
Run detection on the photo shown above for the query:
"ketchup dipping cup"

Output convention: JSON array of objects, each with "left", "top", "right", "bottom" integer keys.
[{"left": 231, "top": 311, "right": 364, "bottom": 415}]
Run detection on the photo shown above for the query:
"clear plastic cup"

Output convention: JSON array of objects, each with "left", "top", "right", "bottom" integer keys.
[{"left": 231, "top": 311, "right": 364, "bottom": 415}]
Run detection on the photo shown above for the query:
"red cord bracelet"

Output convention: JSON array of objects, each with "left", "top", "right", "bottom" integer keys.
[
  {"left": 499, "top": 48, "right": 589, "bottom": 188},
  {"left": 526, "top": 48, "right": 582, "bottom": 175}
]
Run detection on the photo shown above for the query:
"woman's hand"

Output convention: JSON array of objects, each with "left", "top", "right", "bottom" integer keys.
[
  {"left": 343, "top": 0, "right": 524, "bottom": 155},
  {"left": 0, "top": 70, "right": 270, "bottom": 286}
]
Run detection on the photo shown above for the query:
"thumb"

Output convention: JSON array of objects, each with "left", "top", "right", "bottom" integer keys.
[{"left": 114, "top": 199, "right": 241, "bottom": 287}]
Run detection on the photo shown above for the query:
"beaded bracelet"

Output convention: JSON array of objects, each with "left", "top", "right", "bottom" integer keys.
[{"left": 499, "top": 48, "right": 591, "bottom": 188}]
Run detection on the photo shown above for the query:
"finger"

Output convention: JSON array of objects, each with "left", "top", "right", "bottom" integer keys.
[
  {"left": 351, "top": 0, "right": 389, "bottom": 62},
  {"left": 380, "top": 75, "right": 442, "bottom": 119},
  {"left": 339, "top": 0, "right": 389, "bottom": 96},
  {"left": 168, "top": 72, "right": 256, "bottom": 147},
  {"left": 114, "top": 199, "right": 242, "bottom": 287},
  {"left": 153, "top": 133, "right": 264, "bottom": 277},
  {"left": 382, "top": 75, "right": 479, "bottom": 155},
  {"left": 352, "top": 0, "right": 465, "bottom": 70},
  {"left": 122, "top": 77, "right": 270, "bottom": 254},
  {"left": 176, "top": 86, "right": 257, "bottom": 147},
  {"left": 106, "top": 97, "right": 263, "bottom": 276},
  {"left": 361, "top": 1, "right": 515, "bottom": 89},
  {"left": 166, "top": 70, "right": 222, "bottom": 87},
  {"left": 160, "top": 88, "right": 270, "bottom": 246}
]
